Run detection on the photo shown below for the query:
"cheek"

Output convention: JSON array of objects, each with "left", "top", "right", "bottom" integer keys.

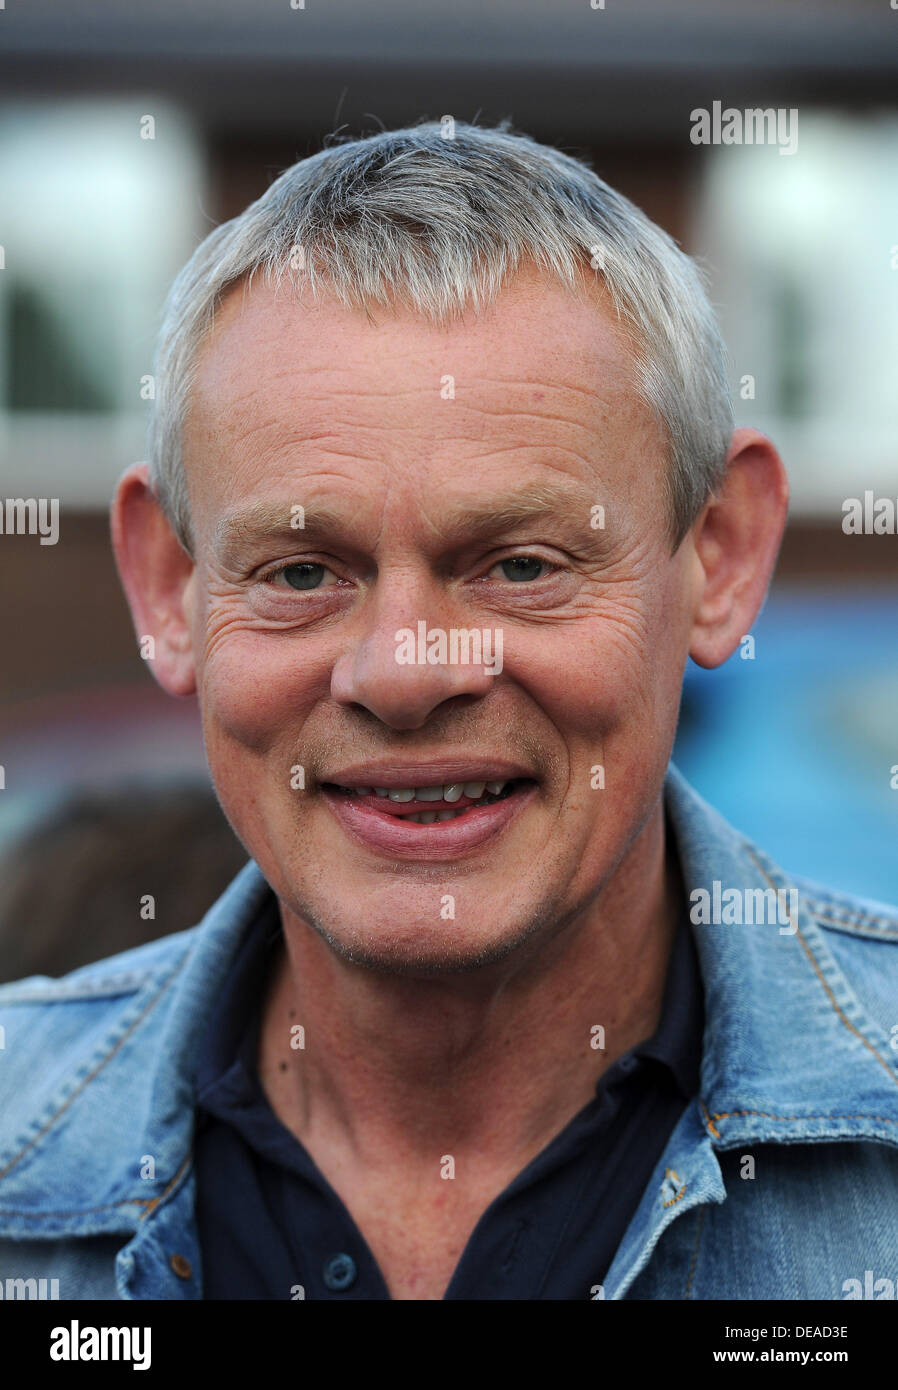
[
  {"left": 508, "top": 608, "right": 661, "bottom": 737},
  {"left": 505, "top": 584, "right": 688, "bottom": 774},
  {"left": 198, "top": 628, "right": 327, "bottom": 754}
]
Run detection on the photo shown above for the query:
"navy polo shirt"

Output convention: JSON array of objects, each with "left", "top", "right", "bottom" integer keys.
[{"left": 193, "top": 889, "right": 704, "bottom": 1300}]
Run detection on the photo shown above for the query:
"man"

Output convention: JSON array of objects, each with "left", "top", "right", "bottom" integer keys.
[{"left": 1, "top": 121, "right": 896, "bottom": 1301}]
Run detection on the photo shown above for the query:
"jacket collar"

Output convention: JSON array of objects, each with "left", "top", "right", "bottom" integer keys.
[
  {"left": 664, "top": 763, "right": 898, "bottom": 1149},
  {"left": 2, "top": 763, "right": 897, "bottom": 1241},
  {"left": 0, "top": 859, "right": 272, "bottom": 1239}
]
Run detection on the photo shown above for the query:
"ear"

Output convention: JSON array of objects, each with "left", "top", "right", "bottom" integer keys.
[
  {"left": 110, "top": 462, "right": 198, "bottom": 697},
  {"left": 688, "top": 428, "right": 789, "bottom": 669}
]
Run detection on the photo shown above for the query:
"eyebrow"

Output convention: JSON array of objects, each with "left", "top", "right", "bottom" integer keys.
[
  {"left": 214, "top": 501, "right": 350, "bottom": 565},
  {"left": 213, "top": 482, "right": 609, "bottom": 566},
  {"left": 431, "top": 483, "right": 604, "bottom": 546}
]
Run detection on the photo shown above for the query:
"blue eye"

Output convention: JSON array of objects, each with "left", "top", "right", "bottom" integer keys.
[
  {"left": 276, "top": 562, "right": 334, "bottom": 590},
  {"left": 286, "top": 563, "right": 325, "bottom": 590},
  {"left": 495, "top": 555, "right": 547, "bottom": 582}
]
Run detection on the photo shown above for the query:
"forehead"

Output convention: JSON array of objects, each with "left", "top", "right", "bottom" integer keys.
[
  {"left": 195, "top": 258, "right": 632, "bottom": 374},
  {"left": 181, "top": 263, "right": 663, "bottom": 533}
]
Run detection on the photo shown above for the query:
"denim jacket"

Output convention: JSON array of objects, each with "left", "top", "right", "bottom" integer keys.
[{"left": 1, "top": 763, "right": 897, "bottom": 1300}]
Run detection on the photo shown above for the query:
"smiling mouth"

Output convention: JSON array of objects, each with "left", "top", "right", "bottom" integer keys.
[{"left": 322, "top": 778, "right": 531, "bottom": 824}]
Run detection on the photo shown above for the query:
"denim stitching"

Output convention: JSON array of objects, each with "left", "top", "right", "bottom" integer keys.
[
  {"left": 710, "top": 1108, "right": 898, "bottom": 1125},
  {"left": 661, "top": 1170, "right": 687, "bottom": 1208},
  {"left": 746, "top": 848, "right": 898, "bottom": 1091},
  {"left": 811, "top": 911, "right": 898, "bottom": 939},
  {"left": 0, "top": 1153, "right": 193, "bottom": 1220},
  {"left": 0, "top": 960, "right": 185, "bottom": 1183}
]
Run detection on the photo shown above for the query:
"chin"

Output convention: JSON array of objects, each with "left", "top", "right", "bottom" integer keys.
[{"left": 299, "top": 901, "right": 546, "bottom": 979}]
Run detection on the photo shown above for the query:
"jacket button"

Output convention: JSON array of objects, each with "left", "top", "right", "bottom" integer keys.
[
  {"left": 170, "top": 1254, "right": 193, "bottom": 1280},
  {"left": 323, "top": 1253, "right": 357, "bottom": 1291}
]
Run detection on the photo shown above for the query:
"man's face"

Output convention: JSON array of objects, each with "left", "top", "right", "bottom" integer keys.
[{"left": 179, "top": 266, "right": 697, "bottom": 975}]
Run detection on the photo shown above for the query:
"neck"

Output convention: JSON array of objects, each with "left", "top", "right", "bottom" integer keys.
[{"left": 257, "top": 798, "right": 681, "bottom": 1179}]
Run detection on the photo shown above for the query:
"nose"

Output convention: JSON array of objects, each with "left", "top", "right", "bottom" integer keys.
[{"left": 330, "top": 581, "right": 498, "bottom": 730}]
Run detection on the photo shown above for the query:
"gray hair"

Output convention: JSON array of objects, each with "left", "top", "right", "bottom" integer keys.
[{"left": 147, "top": 120, "right": 733, "bottom": 554}]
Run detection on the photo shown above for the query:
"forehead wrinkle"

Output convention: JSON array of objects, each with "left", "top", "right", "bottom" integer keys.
[
  {"left": 198, "top": 349, "right": 633, "bottom": 417},
  {"left": 192, "top": 352, "right": 633, "bottom": 462},
  {"left": 458, "top": 407, "right": 606, "bottom": 440},
  {"left": 205, "top": 410, "right": 606, "bottom": 468},
  {"left": 468, "top": 367, "right": 634, "bottom": 401}
]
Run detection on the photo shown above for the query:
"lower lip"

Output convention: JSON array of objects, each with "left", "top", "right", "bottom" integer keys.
[{"left": 321, "top": 785, "right": 536, "bottom": 858}]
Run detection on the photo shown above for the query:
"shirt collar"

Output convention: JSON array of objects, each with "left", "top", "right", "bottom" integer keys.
[
  {"left": 634, "top": 903, "right": 705, "bottom": 1100},
  {"left": 195, "top": 892, "right": 281, "bottom": 1116}
]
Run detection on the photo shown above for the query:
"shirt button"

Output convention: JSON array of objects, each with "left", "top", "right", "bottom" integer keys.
[
  {"left": 170, "top": 1254, "right": 192, "bottom": 1280},
  {"left": 323, "top": 1253, "right": 357, "bottom": 1291}
]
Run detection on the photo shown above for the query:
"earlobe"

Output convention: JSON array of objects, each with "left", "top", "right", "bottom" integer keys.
[
  {"left": 687, "top": 429, "right": 789, "bottom": 670},
  {"left": 110, "top": 462, "right": 198, "bottom": 697}
]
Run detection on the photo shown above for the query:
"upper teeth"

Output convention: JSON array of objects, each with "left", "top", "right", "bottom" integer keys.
[{"left": 349, "top": 780, "right": 508, "bottom": 801}]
